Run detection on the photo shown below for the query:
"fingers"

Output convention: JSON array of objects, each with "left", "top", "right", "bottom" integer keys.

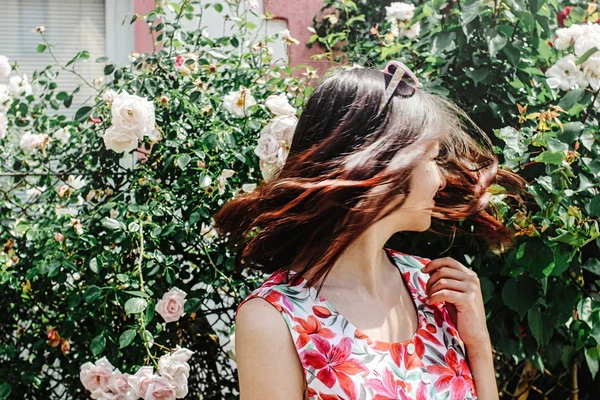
[
  {"left": 425, "top": 267, "right": 465, "bottom": 287},
  {"left": 422, "top": 257, "right": 478, "bottom": 279},
  {"left": 426, "top": 278, "right": 468, "bottom": 297},
  {"left": 426, "top": 289, "right": 467, "bottom": 305}
]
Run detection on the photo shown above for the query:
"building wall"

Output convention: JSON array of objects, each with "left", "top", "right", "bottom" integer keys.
[{"left": 133, "top": 0, "right": 326, "bottom": 73}]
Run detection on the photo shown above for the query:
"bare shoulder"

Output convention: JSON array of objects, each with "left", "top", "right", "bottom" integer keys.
[{"left": 235, "top": 297, "right": 305, "bottom": 400}]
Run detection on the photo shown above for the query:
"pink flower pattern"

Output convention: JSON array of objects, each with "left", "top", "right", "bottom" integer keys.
[{"left": 236, "top": 248, "right": 478, "bottom": 399}]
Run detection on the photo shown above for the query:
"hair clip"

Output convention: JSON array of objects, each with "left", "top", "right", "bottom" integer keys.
[{"left": 377, "top": 61, "right": 420, "bottom": 115}]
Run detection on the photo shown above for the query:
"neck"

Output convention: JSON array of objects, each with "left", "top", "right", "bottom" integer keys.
[{"left": 316, "top": 227, "right": 396, "bottom": 297}]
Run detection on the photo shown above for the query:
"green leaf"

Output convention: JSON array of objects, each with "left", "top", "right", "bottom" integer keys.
[
  {"left": 102, "top": 217, "right": 121, "bottom": 230},
  {"left": 0, "top": 382, "right": 12, "bottom": 400},
  {"left": 590, "top": 197, "right": 600, "bottom": 219},
  {"left": 214, "top": 3, "right": 223, "bottom": 12},
  {"left": 85, "top": 285, "right": 102, "bottom": 303},
  {"left": 165, "top": 267, "right": 176, "bottom": 284},
  {"left": 461, "top": 0, "right": 481, "bottom": 24},
  {"left": 89, "top": 257, "right": 100, "bottom": 273},
  {"left": 527, "top": 306, "right": 552, "bottom": 347},
  {"left": 184, "top": 297, "right": 201, "bottom": 314},
  {"left": 90, "top": 334, "right": 106, "bottom": 356},
  {"left": 577, "top": 47, "right": 598, "bottom": 65},
  {"left": 535, "top": 151, "right": 564, "bottom": 165},
  {"left": 36, "top": 44, "right": 47, "bottom": 53},
  {"left": 484, "top": 28, "right": 507, "bottom": 57},
  {"left": 119, "top": 329, "right": 137, "bottom": 349},
  {"left": 431, "top": 32, "right": 456, "bottom": 54},
  {"left": 559, "top": 88, "right": 585, "bottom": 110},
  {"left": 176, "top": 154, "right": 191, "bottom": 170},
  {"left": 465, "top": 68, "right": 489, "bottom": 85},
  {"left": 96, "top": 56, "right": 109, "bottom": 63},
  {"left": 125, "top": 298, "right": 147, "bottom": 314},
  {"left": 502, "top": 278, "right": 538, "bottom": 318},
  {"left": 585, "top": 347, "right": 600, "bottom": 379},
  {"left": 503, "top": 44, "right": 521, "bottom": 67},
  {"left": 104, "top": 64, "right": 115, "bottom": 75},
  {"left": 74, "top": 106, "right": 93, "bottom": 122}
]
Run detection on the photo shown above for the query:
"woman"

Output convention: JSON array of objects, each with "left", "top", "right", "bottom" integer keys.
[{"left": 214, "top": 62, "right": 522, "bottom": 400}]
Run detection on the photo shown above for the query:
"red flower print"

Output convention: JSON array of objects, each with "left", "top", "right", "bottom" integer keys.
[
  {"left": 320, "top": 395, "right": 345, "bottom": 400},
  {"left": 301, "top": 336, "right": 368, "bottom": 400},
  {"left": 427, "top": 348, "right": 476, "bottom": 400},
  {"left": 313, "top": 305, "right": 332, "bottom": 318},
  {"left": 292, "top": 315, "right": 336, "bottom": 348},
  {"left": 364, "top": 368, "right": 411, "bottom": 400}
]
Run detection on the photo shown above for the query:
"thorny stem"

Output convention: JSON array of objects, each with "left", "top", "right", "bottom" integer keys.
[
  {"left": 581, "top": 89, "right": 600, "bottom": 125},
  {"left": 39, "top": 32, "right": 95, "bottom": 89}
]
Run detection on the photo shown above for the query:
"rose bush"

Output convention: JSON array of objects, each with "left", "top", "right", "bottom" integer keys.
[
  {"left": 311, "top": 0, "right": 600, "bottom": 397},
  {"left": 0, "top": 0, "right": 316, "bottom": 398}
]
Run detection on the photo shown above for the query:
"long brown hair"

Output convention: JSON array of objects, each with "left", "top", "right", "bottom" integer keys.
[{"left": 213, "top": 65, "right": 523, "bottom": 288}]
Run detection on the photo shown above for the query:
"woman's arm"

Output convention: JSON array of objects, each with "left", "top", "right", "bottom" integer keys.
[
  {"left": 422, "top": 257, "right": 500, "bottom": 400},
  {"left": 235, "top": 297, "right": 305, "bottom": 400},
  {"left": 465, "top": 339, "right": 498, "bottom": 399}
]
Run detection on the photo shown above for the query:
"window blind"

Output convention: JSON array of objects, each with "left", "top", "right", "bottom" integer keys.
[{"left": 0, "top": 0, "right": 107, "bottom": 113}]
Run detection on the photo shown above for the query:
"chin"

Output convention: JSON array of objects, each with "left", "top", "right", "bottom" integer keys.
[{"left": 408, "top": 217, "right": 432, "bottom": 232}]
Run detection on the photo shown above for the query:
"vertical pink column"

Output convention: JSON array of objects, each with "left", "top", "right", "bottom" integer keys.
[
  {"left": 264, "top": 0, "right": 331, "bottom": 76},
  {"left": 134, "top": 0, "right": 158, "bottom": 53}
]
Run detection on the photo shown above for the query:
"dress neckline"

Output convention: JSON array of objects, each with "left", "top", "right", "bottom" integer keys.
[{"left": 288, "top": 247, "right": 425, "bottom": 347}]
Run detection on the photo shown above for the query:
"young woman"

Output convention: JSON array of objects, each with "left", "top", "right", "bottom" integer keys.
[{"left": 214, "top": 62, "right": 522, "bottom": 400}]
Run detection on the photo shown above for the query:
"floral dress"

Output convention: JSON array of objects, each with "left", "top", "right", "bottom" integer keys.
[{"left": 236, "top": 248, "right": 478, "bottom": 400}]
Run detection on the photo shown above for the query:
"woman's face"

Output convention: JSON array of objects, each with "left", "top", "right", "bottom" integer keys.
[{"left": 389, "top": 140, "right": 446, "bottom": 232}]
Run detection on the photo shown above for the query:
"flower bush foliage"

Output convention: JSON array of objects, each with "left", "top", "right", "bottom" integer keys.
[
  {"left": 0, "top": 0, "right": 315, "bottom": 398},
  {"left": 312, "top": 0, "right": 600, "bottom": 397}
]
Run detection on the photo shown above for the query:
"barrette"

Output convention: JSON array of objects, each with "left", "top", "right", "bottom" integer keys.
[{"left": 377, "top": 61, "right": 420, "bottom": 115}]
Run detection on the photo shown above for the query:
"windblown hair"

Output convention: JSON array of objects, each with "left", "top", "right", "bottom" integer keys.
[{"left": 213, "top": 65, "right": 523, "bottom": 288}]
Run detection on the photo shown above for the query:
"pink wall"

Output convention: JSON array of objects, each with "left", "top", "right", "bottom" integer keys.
[
  {"left": 134, "top": 0, "right": 158, "bottom": 53},
  {"left": 264, "top": 0, "right": 329, "bottom": 76}
]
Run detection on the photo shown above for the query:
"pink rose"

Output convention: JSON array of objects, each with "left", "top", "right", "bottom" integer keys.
[
  {"left": 80, "top": 357, "right": 115, "bottom": 393},
  {"left": 155, "top": 288, "right": 187, "bottom": 323},
  {"left": 128, "top": 366, "right": 154, "bottom": 397},
  {"left": 55, "top": 232, "right": 64, "bottom": 242},
  {"left": 158, "top": 346, "right": 194, "bottom": 397},
  {"left": 144, "top": 375, "right": 177, "bottom": 400}
]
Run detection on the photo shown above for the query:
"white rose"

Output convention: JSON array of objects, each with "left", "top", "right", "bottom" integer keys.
[
  {"left": 143, "top": 375, "right": 177, "bottom": 400},
  {"left": 103, "top": 126, "right": 140, "bottom": 153},
  {"left": 403, "top": 22, "right": 421, "bottom": 39},
  {"left": 265, "top": 93, "right": 296, "bottom": 116},
  {"left": 158, "top": 346, "right": 193, "bottom": 398},
  {"left": 582, "top": 55, "right": 600, "bottom": 91},
  {"left": 20, "top": 132, "right": 50, "bottom": 151},
  {"left": 248, "top": 0, "right": 259, "bottom": 9},
  {"left": 103, "top": 89, "right": 118, "bottom": 103},
  {"left": 155, "top": 287, "right": 187, "bottom": 323},
  {"left": 80, "top": 357, "right": 115, "bottom": 393},
  {"left": 385, "top": 2, "right": 415, "bottom": 22},
  {"left": 53, "top": 127, "right": 71, "bottom": 144},
  {"left": 241, "top": 183, "right": 257, "bottom": 193},
  {"left": 254, "top": 133, "right": 281, "bottom": 163},
  {"left": 218, "top": 169, "right": 235, "bottom": 195},
  {"left": 0, "top": 55, "right": 11, "bottom": 78},
  {"left": 111, "top": 91, "right": 155, "bottom": 137},
  {"left": 0, "top": 113, "right": 7, "bottom": 139},
  {"left": 67, "top": 175, "right": 87, "bottom": 190},
  {"left": 545, "top": 55, "right": 587, "bottom": 91},
  {"left": 8, "top": 74, "right": 32, "bottom": 96},
  {"left": 554, "top": 24, "right": 586, "bottom": 50},
  {"left": 223, "top": 88, "right": 257, "bottom": 118},
  {"left": 280, "top": 29, "right": 300, "bottom": 45},
  {"left": 574, "top": 27, "right": 600, "bottom": 57},
  {"left": 0, "top": 84, "right": 12, "bottom": 112},
  {"left": 265, "top": 114, "right": 297, "bottom": 143}
]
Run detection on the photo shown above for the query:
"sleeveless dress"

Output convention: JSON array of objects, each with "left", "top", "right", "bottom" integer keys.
[{"left": 236, "top": 248, "right": 478, "bottom": 400}]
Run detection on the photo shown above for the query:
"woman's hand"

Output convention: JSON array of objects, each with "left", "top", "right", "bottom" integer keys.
[{"left": 421, "top": 257, "right": 491, "bottom": 348}]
